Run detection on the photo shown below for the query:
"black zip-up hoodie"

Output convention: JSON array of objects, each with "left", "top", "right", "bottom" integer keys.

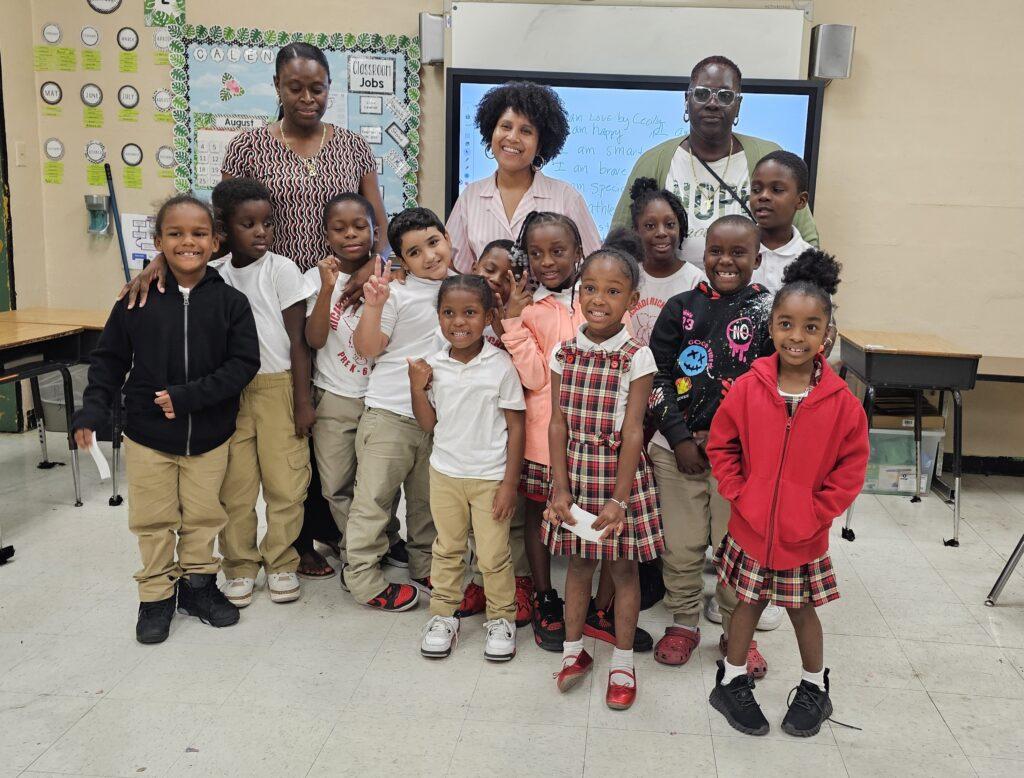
[
  {"left": 648, "top": 280, "right": 774, "bottom": 448},
  {"left": 73, "top": 267, "right": 260, "bottom": 456}
]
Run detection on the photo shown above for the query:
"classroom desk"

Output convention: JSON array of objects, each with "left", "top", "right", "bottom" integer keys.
[
  {"left": 838, "top": 329, "right": 981, "bottom": 547},
  {"left": 0, "top": 321, "right": 84, "bottom": 506},
  {"left": 0, "top": 307, "right": 108, "bottom": 331}
]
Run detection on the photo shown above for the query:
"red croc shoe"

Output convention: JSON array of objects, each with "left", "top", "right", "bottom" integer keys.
[
  {"left": 555, "top": 649, "right": 593, "bottom": 693},
  {"left": 455, "top": 582, "right": 486, "bottom": 618},
  {"left": 718, "top": 634, "right": 768, "bottom": 679},
  {"left": 606, "top": 668, "right": 637, "bottom": 710},
  {"left": 654, "top": 626, "right": 700, "bottom": 666},
  {"left": 514, "top": 576, "right": 534, "bottom": 627}
]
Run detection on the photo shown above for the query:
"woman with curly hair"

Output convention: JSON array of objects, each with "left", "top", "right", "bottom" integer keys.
[{"left": 447, "top": 81, "right": 601, "bottom": 273}]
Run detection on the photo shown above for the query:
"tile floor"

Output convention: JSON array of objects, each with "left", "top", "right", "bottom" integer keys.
[{"left": 1, "top": 431, "right": 1023, "bottom": 776}]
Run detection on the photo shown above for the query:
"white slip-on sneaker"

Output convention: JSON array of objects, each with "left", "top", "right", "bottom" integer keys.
[
  {"left": 704, "top": 596, "right": 722, "bottom": 624},
  {"left": 420, "top": 615, "right": 459, "bottom": 659},
  {"left": 220, "top": 577, "right": 255, "bottom": 608},
  {"left": 705, "top": 597, "right": 783, "bottom": 631},
  {"left": 483, "top": 618, "right": 516, "bottom": 662},
  {"left": 268, "top": 571, "right": 301, "bottom": 603}
]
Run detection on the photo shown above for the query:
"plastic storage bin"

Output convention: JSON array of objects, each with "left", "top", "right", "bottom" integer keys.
[
  {"left": 36, "top": 363, "right": 89, "bottom": 433},
  {"left": 863, "top": 428, "right": 945, "bottom": 495}
]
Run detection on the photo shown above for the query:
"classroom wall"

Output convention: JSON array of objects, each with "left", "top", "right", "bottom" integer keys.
[{"left": 3, "top": 0, "right": 1022, "bottom": 457}]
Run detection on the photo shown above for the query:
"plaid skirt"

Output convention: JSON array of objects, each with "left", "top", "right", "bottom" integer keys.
[
  {"left": 714, "top": 534, "right": 839, "bottom": 609},
  {"left": 542, "top": 444, "right": 664, "bottom": 562},
  {"left": 518, "top": 459, "right": 550, "bottom": 503}
]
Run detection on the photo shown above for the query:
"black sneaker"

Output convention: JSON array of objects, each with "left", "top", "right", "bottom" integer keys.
[
  {"left": 136, "top": 595, "right": 175, "bottom": 644},
  {"left": 176, "top": 573, "right": 240, "bottom": 628},
  {"left": 532, "top": 589, "right": 565, "bottom": 652},
  {"left": 383, "top": 539, "right": 409, "bottom": 568},
  {"left": 782, "top": 670, "right": 833, "bottom": 737},
  {"left": 709, "top": 659, "right": 770, "bottom": 736},
  {"left": 583, "top": 599, "right": 654, "bottom": 652}
]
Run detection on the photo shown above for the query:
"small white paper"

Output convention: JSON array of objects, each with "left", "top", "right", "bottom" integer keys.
[
  {"left": 87, "top": 440, "right": 111, "bottom": 481},
  {"left": 567, "top": 504, "right": 606, "bottom": 543}
]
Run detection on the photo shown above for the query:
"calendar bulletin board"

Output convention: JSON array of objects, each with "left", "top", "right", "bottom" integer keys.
[{"left": 167, "top": 24, "right": 423, "bottom": 213}]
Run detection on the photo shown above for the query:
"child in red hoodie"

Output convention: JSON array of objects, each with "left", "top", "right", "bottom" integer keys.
[{"left": 706, "top": 250, "right": 868, "bottom": 738}]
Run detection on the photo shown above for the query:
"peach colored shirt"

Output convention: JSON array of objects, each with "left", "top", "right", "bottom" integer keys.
[{"left": 447, "top": 170, "right": 602, "bottom": 273}]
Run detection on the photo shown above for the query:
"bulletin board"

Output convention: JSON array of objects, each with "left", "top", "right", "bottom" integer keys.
[{"left": 167, "top": 24, "right": 422, "bottom": 214}]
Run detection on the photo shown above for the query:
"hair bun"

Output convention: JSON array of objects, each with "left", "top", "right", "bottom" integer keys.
[
  {"left": 603, "top": 226, "right": 644, "bottom": 264},
  {"left": 781, "top": 248, "right": 842, "bottom": 296},
  {"left": 629, "top": 177, "right": 659, "bottom": 201}
]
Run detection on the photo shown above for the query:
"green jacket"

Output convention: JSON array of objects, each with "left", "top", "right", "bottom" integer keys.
[{"left": 609, "top": 133, "right": 819, "bottom": 246}]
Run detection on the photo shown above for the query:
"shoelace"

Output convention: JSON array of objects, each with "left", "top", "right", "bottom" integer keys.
[
  {"left": 484, "top": 619, "right": 513, "bottom": 641},
  {"left": 786, "top": 684, "right": 862, "bottom": 731},
  {"left": 423, "top": 616, "right": 457, "bottom": 641},
  {"left": 729, "top": 676, "right": 764, "bottom": 710}
]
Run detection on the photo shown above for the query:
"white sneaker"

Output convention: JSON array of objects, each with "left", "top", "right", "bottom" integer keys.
[
  {"left": 221, "top": 577, "right": 255, "bottom": 608},
  {"left": 483, "top": 618, "right": 516, "bottom": 662},
  {"left": 268, "top": 571, "right": 301, "bottom": 603},
  {"left": 704, "top": 597, "right": 783, "bottom": 631},
  {"left": 420, "top": 615, "right": 459, "bottom": 658}
]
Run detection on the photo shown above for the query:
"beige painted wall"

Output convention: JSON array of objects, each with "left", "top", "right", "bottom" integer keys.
[{"left": 3, "top": 0, "right": 1021, "bottom": 456}]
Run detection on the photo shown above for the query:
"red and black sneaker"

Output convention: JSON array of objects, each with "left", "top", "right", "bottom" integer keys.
[
  {"left": 455, "top": 581, "right": 486, "bottom": 618},
  {"left": 583, "top": 598, "right": 654, "bottom": 652},
  {"left": 532, "top": 589, "right": 565, "bottom": 652},
  {"left": 366, "top": 582, "right": 419, "bottom": 612},
  {"left": 514, "top": 576, "right": 535, "bottom": 627},
  {"left": 410, "top": 576, "right": 432, "bottom": 594}
]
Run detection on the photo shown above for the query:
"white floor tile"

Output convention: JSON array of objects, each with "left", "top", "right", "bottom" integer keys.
[
  {"left": 449, "top": 720, "right": 586, "bottom": 777},
  {"left": 931, "top": 692, "right": 1024, "bottom": 759},
  {"left": 899, "top": 640, "right": 1024, "bottom": 698},
  {"left": 584, "top": 728, "right": 715, "bottom": 776},
  {"left": 0, "top": 634, "right": 148, "bottom": 698},
  {"left": 0, "top": 692, "right": 95, "bottom": 772},
  {"left": 838, "top": 743, "right": 975, "bottom": 777},
  {"left": 711, "top": 733, "right": 848, "bottom": 776},
  {"left": 875, "top": 598, "right": 996, "bottom": 645}
]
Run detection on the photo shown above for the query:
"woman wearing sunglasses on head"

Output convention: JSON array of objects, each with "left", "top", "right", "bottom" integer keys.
[{"left": 611, "top": 55, "right": 818, "bottom": 267}]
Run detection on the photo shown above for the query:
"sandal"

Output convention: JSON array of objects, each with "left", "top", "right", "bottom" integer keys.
[
  {"left": 718, "top": 634, "right": 768, "bottom": 679},
  {"left": 296, "top": 550, "right": 337, "bottom": 580},
  {"left": 654, "top": 626, "right": 700, "bottom": 666}
]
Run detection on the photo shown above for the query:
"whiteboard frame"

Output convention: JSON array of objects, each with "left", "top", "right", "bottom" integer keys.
[{"left": 445, "top": 68, "right": 825, "bottom": 221}]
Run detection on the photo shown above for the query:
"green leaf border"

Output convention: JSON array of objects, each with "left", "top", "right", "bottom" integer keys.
[{"left": 167, "top": 23, "right": 422, "bottom": 211}]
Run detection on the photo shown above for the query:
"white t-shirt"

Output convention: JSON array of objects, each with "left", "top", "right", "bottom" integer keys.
[
  {"left": 629, "top": 264, "right": 706, "bottom": 346},
  {"left": 666, "top": 148, "right": 750, "bottom": 268},
  {"left": 549, "top": 325, "right": 657, "bottom": 431},
  {"left": 751, "top": 226, "right": 813, "bottom": 293},
  {"left": 210, "top": 251, "right": 309, "bottom": 374},
  {"left": 303, "top": 267, "right": 371, "bottom": 399},
  {"left": 427, "top": 341, "right": 526, "bottom": 480},
  {"left": 363, "top": 273, "right": 447, "bottom": 418}
]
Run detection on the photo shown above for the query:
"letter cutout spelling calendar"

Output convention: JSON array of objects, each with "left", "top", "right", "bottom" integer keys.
[{"left": 167, "top": 24, "right": 422, "bottom": 213}]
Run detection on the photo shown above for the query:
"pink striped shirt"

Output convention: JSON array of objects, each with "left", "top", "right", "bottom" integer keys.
[{"left": 446, "top": 170, "right": 602, "bottom": 273}]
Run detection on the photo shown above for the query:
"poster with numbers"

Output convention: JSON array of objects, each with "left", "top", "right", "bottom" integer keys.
[{"left": 167, "top": 24, "right": 422, "bottom": 214}]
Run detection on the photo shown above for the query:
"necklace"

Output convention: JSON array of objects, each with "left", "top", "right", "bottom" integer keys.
[
  {"left": 688, "top": 135, "right": 733, "bottom": 206},
  {"left": 280, "top": 120, "right": 327, "bottom": 177}
]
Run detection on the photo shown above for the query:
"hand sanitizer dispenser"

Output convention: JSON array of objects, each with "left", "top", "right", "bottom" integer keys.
[{"left": 85, "top": 194, "right": 111, "bottom": 235}]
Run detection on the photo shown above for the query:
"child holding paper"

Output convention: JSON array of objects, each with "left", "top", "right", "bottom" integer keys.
[{"left": 544, "top": 247, "right": 663, "bottom": 711}]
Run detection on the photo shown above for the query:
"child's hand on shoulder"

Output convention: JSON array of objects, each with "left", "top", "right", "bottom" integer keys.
[
  {"left": 504, "top": 271, "right": 533, "bottom": 319},
  {"left": 294, "top": 399, "right": 316, "bottom": 438},
  {"left": 491, "top": 482, "right": 517, "bottom": 523},
  {"left": 154, "top": 390, "right": 175, "bottom": 419},
  {"left": 406, "top": 357, "right": 432, "bottom": 392},
  {"left": 317, "top": 256, "right": 341, "bottom": 289},
  {"left": 544, "top": 487, "right": 575, "bottom": 527},
  {"left": 362, "top": 258, "right": 393, "bottom": 309},
  {"left": 673, "top": 439, "right": 707, "bottom": 474},
  {"left": 594, "top": 499, "right": 627, "bottom": 540}
]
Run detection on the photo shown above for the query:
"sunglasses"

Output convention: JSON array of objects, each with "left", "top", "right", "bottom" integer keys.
[{"left": 687, "top": 87, "right": 741, "bottom": 106}]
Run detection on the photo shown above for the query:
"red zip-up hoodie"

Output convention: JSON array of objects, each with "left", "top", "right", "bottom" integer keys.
[{"left": 706, "top": 354, "right": 869, "bottom": 570}]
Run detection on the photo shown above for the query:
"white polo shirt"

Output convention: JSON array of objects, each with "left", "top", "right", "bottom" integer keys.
[
  {"left": 427, "top": 341, "right": 526, "bottom": 480},
  {"left": 549, "top": 325, "right": 656, "bottom": 431},
  {"left": 751, "top": 226, "right": 813, "bottom": 293},
  {"left": 210, "top": 251, "right": 309, "bottom": 374},
  {"left": 303, "top": 267, "right": 371, "bottom": 399}
]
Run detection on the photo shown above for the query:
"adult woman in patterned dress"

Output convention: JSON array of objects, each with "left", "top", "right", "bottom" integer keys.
[{"left": 122, "top": 43, "right": 391, "bottom": 579}]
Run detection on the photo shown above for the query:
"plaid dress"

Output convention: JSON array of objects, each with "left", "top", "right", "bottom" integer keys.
[{"left": 542, "top": 336, "right": 664, "bottom": 561}]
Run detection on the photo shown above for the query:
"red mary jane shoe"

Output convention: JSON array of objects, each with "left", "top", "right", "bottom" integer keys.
[
  {"left": 606, "top": 668, "right": 637, "bottom": 710},
  {"left": 555, "top": 649, "right": 593, "bottom": 693}
]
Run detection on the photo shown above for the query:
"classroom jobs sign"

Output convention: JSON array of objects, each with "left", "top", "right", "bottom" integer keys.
[{"left": 348, "top": 56, "right": 395, "bottom": 94}]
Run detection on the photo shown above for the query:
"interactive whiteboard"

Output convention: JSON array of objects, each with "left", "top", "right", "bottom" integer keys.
[{"left": 446, "top": 70, "right": 823, "bottom": 237}]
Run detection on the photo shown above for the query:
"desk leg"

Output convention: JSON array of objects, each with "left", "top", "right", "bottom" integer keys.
[
  {"left": 986, "top": 534, "right": 1024, "bottom": 606},
  {"left": 842, "top": 382, "right": 874, "bottom": 542},
  {"left": 944, "top": 389, "right": 963, "bottom": 547},
  {"left": 912, "top": 391, "right": 923, "bottom": 503},
  {"left": 28, "top": 376, "right": 60, "bottom": 469},
  {"left": 57, "top": 365, "right": 83, "bottom": 507},
  {"left": 110, "top": 395, "right": 123, "bottom": 506}
]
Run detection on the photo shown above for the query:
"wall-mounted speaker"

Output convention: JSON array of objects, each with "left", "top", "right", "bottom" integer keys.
[
  {"left": 420, "top": 12, "right": 445, "bottom": 66},
  {"left": 809, "top": 24, "right": 855, "bottom": 81}
]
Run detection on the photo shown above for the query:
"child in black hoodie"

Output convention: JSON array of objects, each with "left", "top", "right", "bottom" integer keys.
[{"left": 73, "top": 194, "right": 260, "bottom": 645}]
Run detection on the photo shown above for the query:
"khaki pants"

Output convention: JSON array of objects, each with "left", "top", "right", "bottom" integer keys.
[
  {"left": 126, "top": 436, "right": 230, "bottom": 601},
  {"left": 649, "top": 443, "right": 737, "bottom": 631},
  {"left": 219, "top": 372, "right": 310, "bottom": 579},
  {"left": 471, "top": 495, "right": 530, "bottom": 584},
  {"left": 344, "top": 407, "right": 435, "bottom": 602},
  {"left": 429, "top": 468, "right": 515, "bottom": 621}
]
